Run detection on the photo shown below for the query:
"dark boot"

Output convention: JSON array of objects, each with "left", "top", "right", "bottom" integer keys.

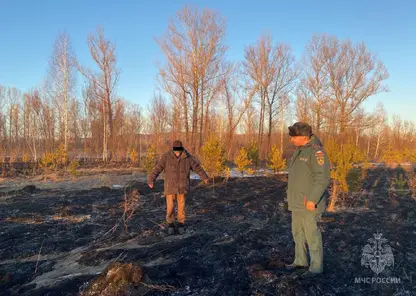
[
  {"left": 177, "top": 223, "right": 185, "bottom": 235},
  {"left": 285, "top": 262, "right": 308, "bottom": 271},
  {"left": 167, "top": 223, "right": 175, "bottom": 235},
  {"left": 296, "top": 270, "right": 321, "bottom": 279}
]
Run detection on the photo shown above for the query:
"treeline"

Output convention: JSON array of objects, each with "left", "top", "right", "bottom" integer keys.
[{"left": 0, "top": 5, "right": 414, "bottom": 164}]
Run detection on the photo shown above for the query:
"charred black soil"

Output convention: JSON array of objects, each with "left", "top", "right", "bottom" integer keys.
[{"left": 0, "top": 168, "right": 415, "bottom": 296}]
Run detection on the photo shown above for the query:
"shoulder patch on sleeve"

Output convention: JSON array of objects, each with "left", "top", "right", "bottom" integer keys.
[{"left": 315, "top": 150, "right": 325, "bottom": 166}]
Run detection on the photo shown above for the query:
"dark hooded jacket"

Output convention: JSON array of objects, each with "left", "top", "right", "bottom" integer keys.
[{"left": 147, "top": 149, "right": 209, "bottom": 195}]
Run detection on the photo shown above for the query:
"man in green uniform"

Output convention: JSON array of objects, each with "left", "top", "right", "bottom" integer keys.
[{"left": 285, "top": 122, "right": 330, "bottom": 279}]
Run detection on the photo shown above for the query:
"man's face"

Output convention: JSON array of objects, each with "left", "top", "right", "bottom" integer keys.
[
  {"left": 173, "top": 148, "right": 183, "bottom": 157},
  {"left": 290, "top": 136, "right": 310, "bottom": 146}
]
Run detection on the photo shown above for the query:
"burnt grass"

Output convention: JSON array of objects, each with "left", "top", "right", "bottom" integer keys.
[{"left": 0, "top": 167, "right": 415, "bottom": 296}]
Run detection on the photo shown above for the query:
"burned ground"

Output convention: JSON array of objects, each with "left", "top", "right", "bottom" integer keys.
[{"left": 0, "top": 168, "right": 415, "bottom": 296}]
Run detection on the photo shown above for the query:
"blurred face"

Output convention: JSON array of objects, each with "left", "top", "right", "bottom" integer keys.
[
  {"left": 173, "top": 148, "right": 183, "bottom": 157},
  {"left": 290, "top": 136, "right": 310, "bottom": 146}
]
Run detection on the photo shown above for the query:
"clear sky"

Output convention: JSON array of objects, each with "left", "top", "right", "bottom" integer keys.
[{"left": 1, "top": 0, "right": 415, "bottom": 122}]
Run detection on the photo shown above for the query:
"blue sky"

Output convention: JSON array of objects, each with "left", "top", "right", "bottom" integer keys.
[{"left": 1, "top": 0, "right": 415, "bottom": 122}]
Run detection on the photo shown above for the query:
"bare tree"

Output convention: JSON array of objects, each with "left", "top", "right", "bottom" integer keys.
[
  {"left": 47, "top": 32, "right": 76, "bottom": 152},
  {"left": 77, "top": 26, "right": 119, "bottom": 160},
  {"left": 350, "top": 107, "right": 375, "bottom": 147},
  {"left": 24, "top": 91, "right": 42, "bottom": 161},
  {"left": 128, "top": 103, "right": 144, "bottom": 165},
  {"left": 242, "top": 105, "right": 258, "bottom": 142},
  {"left": 157, "top": 57, "right": 190, "bottom": 144},
  {"left": 243, "top": 35, "right": 297, "bottom": 155},
  {"left": 372, "top": 102, "right": 387, "bottom": 159},
  {"left": 156, "top": 5, "right": 228, "bottom": 153},
  {"left": 167, "top": 96, "right": 181, "bottom": 141},
  {"left": 243, "top": 36, "right": 272, "bottom": 155},
  {"left": 392, "top": 114, "right": 402, "bottom": 150},
  {"left": 80, "top": 83, "right": 94, "bottom": 156},
  {"left": 149, "top": 93, "right": 170, "bottom": 153},
  {"left": 39, "top": 95, "right": 55, "bottom": 153},
  {"left": 267, "top": 45, "right": 298, "bottom": 151},
  {"left": 70, "top": 98, "right": 81, "bottom": 152},
  {"left": 112, "top": 98, "right": 125, "bottom": 159},
  {"left": 295, "top": 84, "right": 312, "bottom": 123},
  {"left": 402, "top": 120, "right": 415, "bottom": 149},
  {"left": 222, "top": 64, "right": 256, "bottom": 158},
  {"left": 0, "top": 86, "right": 6, "bottom": 153},
  {"left": 278, "top": 95, "right": 291, "bottom": 152},
  {"left": 300, "top": 36, "right": 331, "bottom": 133},
  {"left": 302, "top": 35, "right": 388, "bottom": 139},
  {"left": 6, "top": 87, "right": 22, "bottom": 153}
]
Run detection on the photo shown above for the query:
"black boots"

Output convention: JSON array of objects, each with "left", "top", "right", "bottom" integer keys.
[
  {"left": 166, "top": 223, "right": 185, "bottom": 235},
  {"left": 167, "top": 223, "right": 175, "bottom": 235},
  {"left": 285, "top": 263, "right": 308, "bottom": 271},
  {"left": 177, "top": 223, "right": 185, "bottom": 235}
]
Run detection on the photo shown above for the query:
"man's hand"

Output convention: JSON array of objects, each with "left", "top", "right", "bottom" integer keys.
[
  {"left": 148, "top": 183, "right": 154, "bottom": 189},
  {"left": 203, "top": 179, "right": 209, "bottom": 184},
  {"left": 306, "top": 201, "right": 316, "bottom": 211}
]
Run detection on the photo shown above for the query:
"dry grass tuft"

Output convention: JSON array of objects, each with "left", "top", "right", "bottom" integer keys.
[
  {"left": 5, "top": 216, "right": 44, "bottom": 224},
  {"left": 81, "top": 262, "right": 143, "bottom": 296},
  {"left": 141, "top": 282, "right": 177, "bottom": 292},
  {"left": 51, "top": 215, "right": 91, "bottom": 223}
]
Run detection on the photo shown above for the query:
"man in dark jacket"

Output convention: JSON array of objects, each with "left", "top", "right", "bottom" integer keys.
[
  {"left": 285, "top": 122, "right": 330, "bottom": 279},
  {"left": 147, "top": 140, "right": 209, "bottom": 235}
]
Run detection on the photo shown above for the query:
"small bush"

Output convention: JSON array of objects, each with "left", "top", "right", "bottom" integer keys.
[
  {"left": 407, "top": 170, "right": 416, "bottom": 199},
  {"left": 267, "top": 145, "right": 286, "bottom": 174},
  {"left": 404, "top": 148, "right": 416, "bottom": 164},
  {"left": 382, "top": 145, "right": 405, "bottom": 164},
  {"left": 129, "top": 149, "right": 138, "bottom": 165},
  {"left": 40, "top": 152, "right": 56, "bottom": 170},
  {"left": 200, "top": 136, "right": 227, "bottom": 181},
  {"left": 122, "top": 185, "right": 140, "bottom": 232},
  {"left": 246, "top": 168, "right": 255, "bottom": 176},
  {"left": 361, "top": 155, "right": 371, "bottom": 177},
  {"left": 391, "top": 172, "right": 407, "bottom": 192},
  {"left": 144, "top": 144, "right": 157, "bottom": 174},
  {"left": 223, "top": 166, "right": 231, "bottom": 183},
  {"left": 326, "top": 139, "right": 364, "bottom": 211},
  {"left": 22, "top": 154, "right": 30, "bottom": 163},
  {"left": 39, "top": 144, "right": 68, "bottom": 172},
  {"left": 55, "top": 144, "right": 68, "bottom": 168},
  {"left": 234, "top": 147, "right": 252, "bottom": 177},
  {"left": 69, "top": 159, "right": 80, "bottom": 176},
  {"left": 247, "top": 141, "right": 259, "bottom": 170},
  {"left": 346, "top": 168, "right": 365, "bottom": 193},
  {"left": 327, "top": 140, "right": 363, "bottom": 193}
]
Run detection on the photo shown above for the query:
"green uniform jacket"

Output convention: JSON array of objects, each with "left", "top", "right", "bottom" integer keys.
[{"left": 286, "top": 135, "right": 330, "bottom": 213}]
